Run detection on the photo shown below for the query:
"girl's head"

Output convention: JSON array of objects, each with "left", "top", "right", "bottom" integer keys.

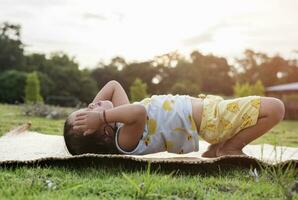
[{"left": 63, "top": 100, "right": 120, "bottom": 155}]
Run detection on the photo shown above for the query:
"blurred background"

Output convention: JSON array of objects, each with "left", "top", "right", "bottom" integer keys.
[{"left": 0, "top": 0, "right": 297, "bottom": 120}]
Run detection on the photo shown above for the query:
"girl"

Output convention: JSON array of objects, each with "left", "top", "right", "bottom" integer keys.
[{"left": 63, "top": 80, "right": 285, "bottom": 158}]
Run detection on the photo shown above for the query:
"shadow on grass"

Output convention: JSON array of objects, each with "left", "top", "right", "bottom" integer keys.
[{"left": 1, "top": 156, "right": 296, "bottom": 176}]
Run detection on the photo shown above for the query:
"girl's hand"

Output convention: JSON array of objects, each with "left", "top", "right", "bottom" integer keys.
[
  {"left": 88, "top": 102, "right": 96, "bottom": 109},
  {"left": 88, "top": 102, "right": 101, "bottom": 109},
  {"left": 73, "top": 111, "right": 104, "bottom": 136}
]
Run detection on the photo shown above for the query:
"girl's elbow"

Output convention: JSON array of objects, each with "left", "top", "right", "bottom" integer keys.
[
  {"left": 134, "top": 105, "right": 147, "bottom": 119},
  {"left": 108, "top": 80, "right": 120, "bottom": 86}
]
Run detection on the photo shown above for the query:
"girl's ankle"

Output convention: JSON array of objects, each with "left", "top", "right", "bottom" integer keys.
[{"left": 216, "top": 148, "right": 245, "bottom": 157}]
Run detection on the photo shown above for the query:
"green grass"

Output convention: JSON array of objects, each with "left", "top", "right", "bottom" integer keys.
[
  {"left": 0, "top": 164, "right": 297, "bottom": 199},
  {"left": 0, "top": 104, "right": 297, "bottom": 199},
  {"left": 0, "top": 104, "right": 72, "bottom": 136},
  {"left": 253, "top": 120, "right": 298, "bottom": 147}
]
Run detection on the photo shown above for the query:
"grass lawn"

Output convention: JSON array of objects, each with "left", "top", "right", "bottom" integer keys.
[{"left": 0, "top": 104, "right": 297, "bottom": 199}]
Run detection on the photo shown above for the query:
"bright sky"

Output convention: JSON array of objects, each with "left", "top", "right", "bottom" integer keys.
[{"left": 1, "top": 0, "right": 298, "bottom": 68}]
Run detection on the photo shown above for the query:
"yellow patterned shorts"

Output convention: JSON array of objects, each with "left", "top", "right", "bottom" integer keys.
[{"left": 198, "top": 94, "right": 261, "bottom": 144}]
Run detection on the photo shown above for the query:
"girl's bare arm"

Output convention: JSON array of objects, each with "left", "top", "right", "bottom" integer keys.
[
  {"left": 75, "top": 104, "right": 146, "bottom": 130},
  {"left": 106, "top": 104, "right": 147, "bottom": 151},
  {"left": 92, "top": 80, "right": 130, "bottom": 107},
  {"left": 74, "top": 104, "right": 146, "bottom": 151},
  {"left": 104, "top": 104, "right": 146, "bottom": 125}
]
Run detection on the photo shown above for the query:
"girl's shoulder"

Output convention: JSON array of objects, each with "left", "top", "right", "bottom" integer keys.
[
  {"left": 131, "top": 95, "right": 172, "bottom": 107},
  {"left": 134, "top": 94, "right": 195, "bottom": 107}
]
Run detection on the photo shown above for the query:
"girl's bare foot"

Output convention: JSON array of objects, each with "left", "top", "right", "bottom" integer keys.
[
  {"left": 202, "top": 143, "right": 220, "bottom": 158},
  {"left": 216, "top": 148, "right": 247, "bottom": 157},
  {"left": 202, "top": 144, "right": 217, "bottom": 158}
]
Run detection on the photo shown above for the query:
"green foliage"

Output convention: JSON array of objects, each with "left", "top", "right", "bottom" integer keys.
[
  {"left": 1, "top": 22, "right": 298, "bottom": 107},
  {"left": 233, "top": 82, "right": 253, "bottom": 97},
  {"left": 0, "top": 165, "right": 297, "bottom": 199},
  {"left": 26, "top": 52, "right": 97, "bottom": 105},
  {"left": 253, "top": 80, "right": 265, "bottom": 96},
  {"left": 170, "top": 80, "right": 201, "bottom": 96},
  {"left": 122, "top": 163, "right": 176, "bottom": 199},
  {"left": 190, "top": 51, "right": 234, "bottom": 95},
  {"left": 36, "top": 71, "right": 55, "bottom": 98},
  {"left": 77, "top": 73, "right": 98, "bottom": 104},
  {"left": 130, "top": 78, "right": 148, "bottom": 102},
  {"left": 122, "top": 163, "right": 155, "bottom": 199},
  {"left": 258, "top": 160, "right": 298, "bottom": 199},
  {"left": 234, "top": 49, "right": 298, "bottom": 87},
  {"left": 25, "top": 53, "right": 48, "bottom": 72},
  {"left": 0, "top": 22, "right": 25, "bottom": 72},
  {"left": 233, "top": 80, "right": 265, "bottom": 97},
  {"left": 25, "top": 71, "right": 43, "bottom": 103},
  {"left": 170, "top": 82, "right": 189, "bottom": 94},
  {"left": 0, "top": 70, "right": 26, "bottom": 103}
]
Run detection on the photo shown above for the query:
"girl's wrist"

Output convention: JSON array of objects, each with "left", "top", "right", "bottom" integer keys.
[
  {"left": 103, "top": 110, "right": 109, "bottom": 124},
  {"left": 98, "top": 111, "right": 105, "bottom": 125}
]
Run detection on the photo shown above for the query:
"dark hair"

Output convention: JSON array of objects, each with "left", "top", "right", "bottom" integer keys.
[{"left": 63, "top": 117, "right": 120, "bottom": 155}]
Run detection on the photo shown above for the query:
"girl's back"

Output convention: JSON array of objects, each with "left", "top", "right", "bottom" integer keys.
[{"left": 115, "top": 94, "right": 201, "bottom": 155}]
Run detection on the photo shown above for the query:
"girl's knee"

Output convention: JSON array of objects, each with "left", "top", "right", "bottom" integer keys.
[
  {"left": 267, "top": 97, "right": 285, "bottom": 122},
  {"left": 260, "top": 97, "right": 285, "bottom": 121}
]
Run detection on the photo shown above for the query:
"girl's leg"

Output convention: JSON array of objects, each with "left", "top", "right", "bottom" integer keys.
[
  {"left": 201, "top": 143, "right": 222, "bottom": 157},
  {"left": 216, "top": 97, "right": 285, "bottom": 157}
]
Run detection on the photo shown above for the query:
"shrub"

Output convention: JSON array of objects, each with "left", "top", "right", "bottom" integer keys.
[
  {"left": 130, "top": 78, "right": 148, "bottom": 102},
  {"left": 170, "top": 81, "right": 201, "bottom": 96},
  {"left": 25, "top": 71, "right": 43, "bottom": 103},
  {"left": 233, "top": 82, "right": 252, "bottom": 97},
  {"left": 21, "top": 103, "right": 75, "bottom": 119},
  {"left": 77, "top": 76, "right": 98, "bottom": 104},
  {"left": 0, "top": 70, "right": 26, "bottom": 103},
  {"left": 37, "top": 71, "right": 55, "bottom": 99},
  {"left": 233, "top": 80, "right": 265, "bottom": 97},
  {"left": 253, "top": 80, "right": 265, "bottom": 96}
]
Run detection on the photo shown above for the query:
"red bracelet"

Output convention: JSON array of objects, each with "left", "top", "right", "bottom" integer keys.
[{"left": 103, "top": 110, "right": 109, "bottom": 124}]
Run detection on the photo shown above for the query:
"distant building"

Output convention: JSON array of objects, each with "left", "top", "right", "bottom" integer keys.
[
  {"left": 265, "top": 82, "right": 298, "bottom": 120},
  {"left": 266, "top": 82, "right": 298, "bottom": 96}
]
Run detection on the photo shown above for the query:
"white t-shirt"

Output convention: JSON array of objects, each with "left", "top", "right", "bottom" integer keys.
[{"left": 115, "top": 94, "right": 199, "bottom": 155}]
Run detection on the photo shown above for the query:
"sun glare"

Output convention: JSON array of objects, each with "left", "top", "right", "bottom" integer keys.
[{"left": 0, "top": 0, "right": 297, "bottom": 67}]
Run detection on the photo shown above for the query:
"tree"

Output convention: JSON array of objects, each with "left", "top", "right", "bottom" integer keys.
[
  {"left": 91, "top": 65, "right": 123, "bottom": 93},
  {"left": 25, "top": 53, "right": 48, "bottom": 72},
  {"left": 0, "top": 70, "right": 26, "bottom": 103},
  {"left": 190, "top": 50, "right": 234, "bottom": 95},
  {"left": 77, "top": 72, "right": 98, "bottom": 103},
  {"left": 45, "top": 53, "right": 83, "bottom": 100},
  {"left": 0, "top": 22, "right": 25, "bottom": 72},
  {"left": 170, "top": 80, "right": 201, "bottom": 96},
  {"left": 130, "top": 78, "right": 148, "bottom": 102},
  {"left": 36, "top": 71, "right": 55, "bottom": 99},
  {"left": 122, "top": 61, "right": 158, "bottom": 95},
  {"left": 109, "top": 56, "right": 127, "bottom": 70},
  {"left": 233, "top": 49, "right": 268, "bottom": 84},
  {"left": 233, "top": 50, "right": 298, "bottom": 87},
  {"left": 25, "top": 71, "right": 43, "bottom": 103}
]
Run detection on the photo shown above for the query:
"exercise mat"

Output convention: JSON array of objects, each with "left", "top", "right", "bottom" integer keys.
[{"left": 0, "top": 123, "right": 297, "bottom": 167}]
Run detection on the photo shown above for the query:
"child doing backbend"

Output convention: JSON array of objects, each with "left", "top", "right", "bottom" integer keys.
[{"left": 63, "top": 80, "right": 285, "bottom": 158}]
